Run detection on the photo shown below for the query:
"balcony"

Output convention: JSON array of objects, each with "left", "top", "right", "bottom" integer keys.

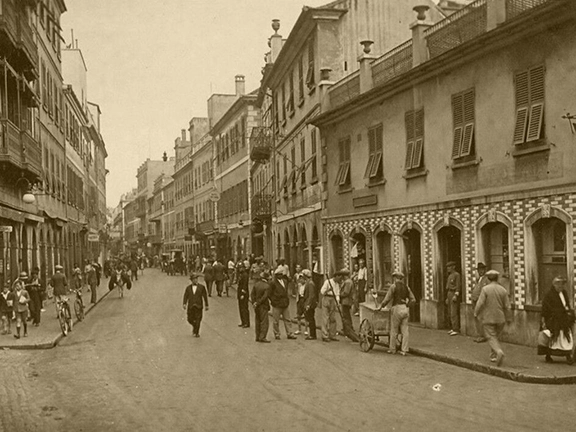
[
  {"left": 17, "top": 17, "right": 38, "bottom": 79},
  {"left": 0, "top": 119, "right": 22, "bottom": 169},
  {"left": 0, "top": 0, "right": 18, "bottom": 48},
  {"left": 251, "top": 193, "right": 273, "bottom": 220},
  {"left": 0, "top": 0, "right": 38, "bottom": 79},
  {"left": 249, "top": 127, "right": 273, "bottom": 162},
  {"left": 21, "top": 129, "right": 41, "bottom": 178}
]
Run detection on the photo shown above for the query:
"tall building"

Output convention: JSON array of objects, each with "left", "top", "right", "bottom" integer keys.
[{"left": 312, "top": 0, "right": 575, "bottom": 345}]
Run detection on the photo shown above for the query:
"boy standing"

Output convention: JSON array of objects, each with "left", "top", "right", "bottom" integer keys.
[
  {"left": 0, "top": 284, "right": 14, "bottom": 335},
  {"left": 12, "top": 280, "right": 30, "bottom": 339}
]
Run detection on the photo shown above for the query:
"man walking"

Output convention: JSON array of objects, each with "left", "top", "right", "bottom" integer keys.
[
  {"left": 300, "top": 270, "right": 317, "bottom": 340},
  {"left": 471, "top": 262, "right": 489, "bottom": 343},
  {"left": 202, "top": 259, "right": 214, "bottom": 297},
  {"left": 320, "top": 270, "right": 345, "bottom": 342},
  {"left": 339, "top": 269, "right": 355, "bottom": 340},
  {"left": 269, "top": 268, "right": 296, "bottom": 340},
  {"left": 375, "top": 271, "right": 416, "bottom": 355},
  {"left": 474, "top": 270, "right": 511, "bottom": 366},
  {"left": 237, "top": 267, "right": 250, "bottom": 328},
  {"left": 86, "top": 263, "right": 98, "bottom": 304},
  {"left": 182, "top": 273, "right": 209, "bottom": 337},
  {"left": 251, "top": 271, "right": 271, "bottom": 343},
  {"left": 445, "top": 261, "right": 461, "bottom": 335},
  {"left": 213, "top": 259, "right": 226, "bottom": 297},
  {"left": 49, "top": 264, "right": 68, "bottom": 319}
]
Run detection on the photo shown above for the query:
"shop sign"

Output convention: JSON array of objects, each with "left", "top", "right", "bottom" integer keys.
[
  {"left": 208, "top": 189, "right": 221, "bottom": 202},
  {"left": 88, "top": 233, "right": 99, "bottom": 242},
  {"left": 0, "top": 226, "right": 13, "bottom": 233},
  {"left": 218, "top": 224, "right": 227, "bottom": 234}
]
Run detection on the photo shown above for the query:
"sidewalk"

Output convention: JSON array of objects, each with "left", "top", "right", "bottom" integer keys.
[
  {"left": 0, "top": 278, "right": 113, "bottom": 350},
  {"left": 275, "top": 289, "right": 576, "bottom": 384}
]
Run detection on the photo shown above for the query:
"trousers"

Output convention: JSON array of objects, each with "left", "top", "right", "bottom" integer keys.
[
  {"left": 390, "top": 304, "right": 410, "bottom": 353},
  {"left": 205, "top": 280, "right": 213, "bottom": 296},
  {"left": 29, "top": 290, "right": 42, "bottom": 325},
  {"left": 322, "top": 296, "right": 337, "bottom": 339},
  {"left": 304, "top": 307, "right": 317, "bottom": 338},
  {"left": 446, "top": 291, "right": 460, "bottom": 331},
  {"left": 483, "top": 323, "right": 505, "bottom": 359},
  {"left": 90, "top": 282, "right": 97, "bottom": 304},
  {"left": 272, "top": 306, "right": 293, "bottom": 337},
  {"left": 238, "top": 298, "right": 250, "bottom": 327},
  {"left": 187, "top": 306, "right": 203, "bottom": 335},
  {"left": 254, "top": 306, "right": 269, "bottom": 341},
  {"left": 472, "top": 300, "right": 485, "bottom": 338},
  {"left": 341, "top": 304, "right": 354, "bottom": 339}
]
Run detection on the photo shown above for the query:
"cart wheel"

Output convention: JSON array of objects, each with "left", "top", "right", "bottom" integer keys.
[{"left": 359, "top": 319, "right": 375, "bottom": 352}]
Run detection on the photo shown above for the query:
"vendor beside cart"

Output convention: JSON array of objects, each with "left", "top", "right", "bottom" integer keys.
[{"left": 373, "top": 271, "right": 416, "bottom": 356}]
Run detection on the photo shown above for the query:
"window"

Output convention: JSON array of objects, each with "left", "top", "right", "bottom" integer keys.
[
  {"left": 404, "top": 109, "right": 424, "bottom": 170},
  {"left": 300, "top": 138, "right": 306, "bottom": 186},
  {"left": 298, "top": 57, "right": 304, "bottom": 104},
  {"left": 365, "top": 124, "right": 383, "bottom": 180},
  {"left": 288, "top": 71, "right": 295, "bottom": 115},
  {"left": 336, "top": 137, "right": 351, "bottom": 187},
  {"left": 281, "top": 84, "right": 286, "bottom": 123},
  {"left": 290, "top": 146, "right": 297, "bottom": 192},
  {"left": 311, "top": 129, "right": 318, "bottom": 180},
  {"left": 306, "top": 40, "right": 315, "bottom": 90},
  {"left": 513, "top": 65, "right": 545, "bottom": 145},
  {"left": 451, "top": 89, "right": 475, "bottom": 159}
]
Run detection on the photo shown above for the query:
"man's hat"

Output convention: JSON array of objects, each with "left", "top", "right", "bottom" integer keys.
[
  {"left": 19, "top": 271, "right": 28, "bottom": 278},
  {"left": 392, "top": 270, "right": 405, "bottom": 278},
  {"left": 446, "top": 261, "right": 456, "bottom": 267},
  {"left": 189, "top": 272, "right": 202, "bottom": 279},
  {"left": 335, "top": 268, "right": 350, "bottom": 276},
  {"left": 55, "top": 264, "right": 63, "bottom": 270},
  {"left": 476, "top": 262, "right": 486, "bottom": 270},
  {"left": 485, "top": 270, "right": 500, "bottom": 277},
  {"left": 301, "top": 269, "right": 312, "bottom": 278},
  {"left": 553, "top": 276, "right": 567, "bottom": 283}
]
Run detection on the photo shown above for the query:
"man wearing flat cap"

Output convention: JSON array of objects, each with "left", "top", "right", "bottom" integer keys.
[
  {"left": 375, "top": 271, "right": 416, "bottom": 355},
  {"left": 182, "top": 273, "right": 209, "bottom": 337},
  {"left": 471, "top": 262, "right": 489, "bottom": 342},
  {"left": 320, "top": 269, "right": 346, "bottom": 342},
  {"left": 474, "top": 270, "right": 511, "bottom": 366},
  {"left": 269, "top": 267, "right": 296, "bottom": 340},
  {"left": 444, "top": 261, "right": 461, "bottom": 336}
]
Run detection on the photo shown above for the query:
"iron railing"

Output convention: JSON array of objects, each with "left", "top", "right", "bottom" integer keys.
[
  {"left": 371, "top": 39, "right": 413, "bottom": 87},
  {"left": 328, "top": 70, "right": 360, "bottom": 109},
  {"left": 505, "top": 0, "right": 552, "bottom": 20}
]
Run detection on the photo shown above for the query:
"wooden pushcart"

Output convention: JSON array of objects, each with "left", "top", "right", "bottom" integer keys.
[{"left": 358, "top": 298, "right": 392, "bottom": 352}]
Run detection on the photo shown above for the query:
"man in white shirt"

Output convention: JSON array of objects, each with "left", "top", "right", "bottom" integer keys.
[
  {"left": 357, "top": 259, "right": 368, "bottom": 305},
  {"left": 320, "top": 269, "right": 347, "bottom": 342}
]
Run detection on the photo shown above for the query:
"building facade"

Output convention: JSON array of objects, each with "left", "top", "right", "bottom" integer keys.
[{"left": 312, "top": 0, "right": 576, "bottom": 346}]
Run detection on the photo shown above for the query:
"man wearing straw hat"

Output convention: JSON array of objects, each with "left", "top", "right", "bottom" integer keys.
[{"left": 182, "top": 272, "right": 209, "bottom": 337}]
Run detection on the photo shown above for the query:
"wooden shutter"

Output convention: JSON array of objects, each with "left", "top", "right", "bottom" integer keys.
[
  {"left": 405, "top": 111, "right": 415, "bottom": 141},
  {"left": 369, "top": 152, "right": 382, "bottom": 178},
  {"left": 461, "top": 90, "right": 475, "bottom": 156},
  {"left": 452, "top": 127, "right": 463, "bottom": 159},
  {"left": 451, "top": 94, "right": 464, "bottom": 159},
  {"left": 405, "top": 141, "right": 414, "bottom": 169},
  {"left": 415, "top": 109, "right": 424, "bottom": 138},
  {"left": 513, "top": 71, "right": 530, "bottom": 144},
  {"left": 365, "top": 128, "right": 376, "bottom": 178},
  {"left": 460, "top": 124, "right": 474, "bottom": 156},
  {"left": 526, "top": 66, "right": 545, "bottom": 142},
  {"left": 412, "top": 138, "right": 423, "bottom": 168}
]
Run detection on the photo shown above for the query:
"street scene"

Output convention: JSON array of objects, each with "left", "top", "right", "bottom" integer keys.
[
  {"left": 1, "top": 0, "right": 576, "bottom": 430},
  {"left": 0, "top": 269, "right": 575, "bottom": 432}
]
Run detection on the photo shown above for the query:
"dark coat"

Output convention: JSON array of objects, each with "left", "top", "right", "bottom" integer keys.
[
  {"left": 269, "top": 278, "right": 290, "bottom": 309},
  {"left": 542, "top": 288, "right": 575, "bottom": 342},
  {"left": 183, "top": 283, "right": 208, "bottom": 309},
  {"left": 203, "top": 263, "right": 214, "bottom": 281},
  {"left": 213, "top": 262, "right": 225, "bottom": 282},
  {"left": 340, "top": 278, "right": 354, "bottom": 306},
  {"left": 237, "top": 272, "right": 249, "bottom": 300},
  {"left": 0, "top": 291, "right": 15, "bottom": 313},
  {"left": 108, "top": 271, "right": 131, "bottom": 291},
  {"left": 302, "top": 280, "right": 317, "bottom": 310},
  {"left": 251, "top": 280, "right": 270, "bottom": 311},
  {"left": 50, "top": 273, "right": 68, "bottom": 296}
]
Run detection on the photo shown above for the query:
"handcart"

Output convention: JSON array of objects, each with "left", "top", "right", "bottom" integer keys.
[{"left": 358, "top": 294, "right": 392, "bottom": 352}]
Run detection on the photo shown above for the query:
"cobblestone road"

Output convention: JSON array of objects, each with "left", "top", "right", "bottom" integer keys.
[{"left": 0, "top": 269, "right": 574, "bottom": 431}]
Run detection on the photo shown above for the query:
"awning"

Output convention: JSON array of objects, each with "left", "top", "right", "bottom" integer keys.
[
  {"left": 42, "top": 210, "right": 68, "bottom": 224},
  {"left": 0, "top": 206, "right": 25, "bottom": 223}
]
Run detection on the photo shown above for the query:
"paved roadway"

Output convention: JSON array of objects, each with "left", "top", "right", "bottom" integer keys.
[{"left": 0, "top": 269, "right": 573, "bottom": 432}]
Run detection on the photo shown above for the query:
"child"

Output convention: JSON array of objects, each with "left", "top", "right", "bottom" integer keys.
[
  {"left": 12, "top": 280, "right": 30, "bottom": 339},
  {"left": 0, "top": 284, "right": 14, "bottom": 335}
]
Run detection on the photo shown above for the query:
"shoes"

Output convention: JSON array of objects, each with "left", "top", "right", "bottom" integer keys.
[
  {"left": 259, "top": 339, "right": 271, "bottom": 343},
  {"left": 275, "top": 335, "right": 281, "bottom": 340},
  {"left": 23, "top": 333, "right": 28, "bottom": 337},
  {"left": 13, "top": 334, "right": 20, "bottom": 339},
  {"left": 354, "top": 313, "right": 359, "bottom": 316},
  {"left": 448, "top": 330, "right": 453, "bottom": 334},
  {"left": 294, "top": 331, "right": 301, "bottom": 335},
  {"left": 193, "top": 334, "right": 200, "bottom": 338},
  {"left": 304, "top": 331, "right": 309, "bottom": 336},
  {"left": 545, "top": 355, "right": 554, "bottom": 363},
  {"left": 449, "top": 330, "right": 459, "bottom": 336},
  {"left": 287, "top": 335, "right": 297, "bottom": 340},
  {"left": 41, "top": 308, "right": 45, "bottom": 312},
  {"left": 387, "top": 350, "right": 396, "bottom": 354},
  {"left": 242, "top": 325, "right": 250, "bottom": 328},
  {"left": 238, "top": 324, "right": 245, "bottom": 327},
  {"left": 305, "top": 336, "right": 317, "bottom": 340},
  {"left": 399, "top": 351, "right": 407, "bottom": 356},
  {"left": 496, "top": 352, "right": 505, "bottom": 366},
  {"left": 322, "top": 338, "right": 331, "bottom": 342},
  {"left": 329, "top": 337, "right": 339, "bottom": 341},
  {"left": 474, "top": 337, "right": 487, "bottom": 343}
]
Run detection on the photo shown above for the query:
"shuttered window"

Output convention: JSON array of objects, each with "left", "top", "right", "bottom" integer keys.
[
  {"left": 300, "top": 138, "right": 306, "bottom": 186},
  {"left": 451, "top": 89, "right": 475, "bottom": 159},
  {"left": 404, "top": 109, "right": 425, "bottom": 170},
  {"left": 335, "top": 137, "right": 351, "bottom": 186},
  {"left": 364, "top": 124, "right": 383, "bottom": 179},
  {"left": 306, "top": 40, "right": 315, "bottom": 89},
  {"left": 513, "top": 65, "right": 545, "bottom": 145},
  {"left": 311, "top": 129, "right": 318, "bottom": 180}
]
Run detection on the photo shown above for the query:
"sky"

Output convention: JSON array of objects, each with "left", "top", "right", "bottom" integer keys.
[{"left": 60, "top": 0, "right": 334, "bottom": 207}]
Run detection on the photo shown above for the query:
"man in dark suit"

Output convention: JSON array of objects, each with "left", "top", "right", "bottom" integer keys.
[
  {"left": 183, "top": 273, "right": 209, "bottom": 337},
  {"left": 202, "top": 259, "right": 214, "bottom": 296},
  {"left": 237, "top": 267, "right": 250, "bottom": 328},
  {"left": 251, "top": 271, "right": 271, "bottom": 343},
  {"left": 213, "top": 259, "right": 226, "bottom": 297},
  {"left": 300, "top": 270, "right": 317, "bottom": 340}
]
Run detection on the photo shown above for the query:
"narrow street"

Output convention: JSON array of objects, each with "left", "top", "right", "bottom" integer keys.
[{"left": 0, "top": 270, "right": 573, "bottom": 432}]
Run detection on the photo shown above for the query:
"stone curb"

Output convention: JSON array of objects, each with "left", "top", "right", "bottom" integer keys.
[{"left": 0, "top": 285, "right": 114, "bottom": 351}]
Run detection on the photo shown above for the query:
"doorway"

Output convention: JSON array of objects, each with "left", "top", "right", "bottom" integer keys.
[
  {"left": 437, "top": 225, "right": 462, "bottom": 328},
  {"left": 402, "top": 229, "right": 423, "bottom": 323}
]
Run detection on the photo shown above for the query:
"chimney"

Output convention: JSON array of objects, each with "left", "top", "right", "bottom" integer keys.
[
  {"left": 410, "top": 5, "right": 433, "bottom": 67},
  {"left": 162, "top": 151, "right": 167, "bottom": 162},
  {"left": 181, "top": 129, "right": 187, "bottom": 143},
  {"left": 235, "top": 75, "right": 245, "bottom": 96},
  {"left": 318, "top": 67, "right": 335, "bottom": 112},
  {"left": 270, "top": 19, "right": 282, "bottom": 63}
]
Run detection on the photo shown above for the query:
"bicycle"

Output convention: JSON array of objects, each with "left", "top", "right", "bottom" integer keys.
[
  {"left": 72, "top": 287, "right": 85, "bottom": 321},
  {"left": 55, "top": 295, "right": 73, "bottom": 336}
]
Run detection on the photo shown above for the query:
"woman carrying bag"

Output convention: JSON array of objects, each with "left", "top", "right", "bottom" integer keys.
[{"left": 538, "top": 276, "right": 575, "bottom": 364}]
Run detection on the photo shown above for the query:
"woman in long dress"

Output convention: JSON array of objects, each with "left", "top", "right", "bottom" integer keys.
[{"left": 540, "top": 276, "right": 575, "bottom": 364}]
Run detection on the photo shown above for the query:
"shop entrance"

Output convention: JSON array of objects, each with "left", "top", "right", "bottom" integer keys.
[
  {"left": 402, "top": 229, "right": 422, "bottom": 323},
  {"left": 437, "top": 225, "right": 462, "bottom": 328}
]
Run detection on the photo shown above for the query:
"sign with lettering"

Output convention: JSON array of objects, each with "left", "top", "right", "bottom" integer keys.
[
  {"left": 88, "top": 233, "right": 99, "bottom": 242},
  {"left": 208, "top": 189, "right": 221, "bottom": 202},
  {"left": 0, "top": 226, "right": 13, "bottom": 233}
]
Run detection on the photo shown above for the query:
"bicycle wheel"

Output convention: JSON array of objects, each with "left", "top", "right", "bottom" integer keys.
[
  {"left": 74, "top": 298, "right": 85, "bottom": 321},
  {"left": 64, "top": 303, "right": 73, "bottom": 332},
  {"left": 58, "top": 308, "right": 68, "bottom": 336}
]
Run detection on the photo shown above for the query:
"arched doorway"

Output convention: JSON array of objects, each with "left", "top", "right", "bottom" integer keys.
[
  {"left": 400, "top": 226, "right": 423, "bottom": 323},
  {"left": 373, "top": 228, "right": 392, "bottom": 291},
  {"left": 480, "top": 222, "right": 511, "bottom": 294},
  {"left": 435, "top": 219, "right": 464, "bottom": 329},
  {"left": 329, "top": 230, "right": 344, "bottom": 274}
]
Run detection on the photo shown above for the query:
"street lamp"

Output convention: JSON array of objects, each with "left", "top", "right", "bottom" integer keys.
[{"left": 15, "top": 176, "right": 44, "bottom": 204}]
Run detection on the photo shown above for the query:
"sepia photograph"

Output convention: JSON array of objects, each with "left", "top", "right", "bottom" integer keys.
[{"left": 0, "top": 0, "right": 575, "bottom": 431}]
